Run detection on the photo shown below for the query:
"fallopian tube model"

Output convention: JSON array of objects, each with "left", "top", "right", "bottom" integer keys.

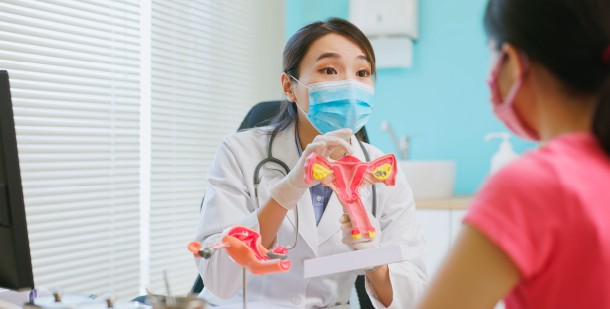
[
  {"left": 304, "top": 153, "right": 397, "bottom": 240},
  {"left": 188, "top": 226, "right": 291, "bottom": 275}
]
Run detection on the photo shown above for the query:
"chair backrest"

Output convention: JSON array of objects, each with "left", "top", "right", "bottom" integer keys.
[{"left": 238, "top": 100, "right": 283, "bottom": 130}]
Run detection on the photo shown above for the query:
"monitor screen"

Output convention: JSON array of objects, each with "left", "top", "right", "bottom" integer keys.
[{"left": 0, "top": 70, "right": 34, "bottom": 291}]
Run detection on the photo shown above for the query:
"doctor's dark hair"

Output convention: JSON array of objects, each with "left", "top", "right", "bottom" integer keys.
[
  {"left": 484, "top": 0, "right": 610, "bottom": 156},
  {"left": 271, "top": 17, "right": 376, "bottom": 142}
]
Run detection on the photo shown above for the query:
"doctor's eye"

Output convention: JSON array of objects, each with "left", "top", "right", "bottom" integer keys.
[
  {"left": 320, "top": 67, "right": 338, "bottom": 75},
  {"left": 356, "top": 69, "right": 371, "bottom": 78}
]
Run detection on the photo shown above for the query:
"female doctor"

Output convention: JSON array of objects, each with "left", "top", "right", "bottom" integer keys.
[{"left": 195, "top": 18, "right": 427, "bottom": 309}]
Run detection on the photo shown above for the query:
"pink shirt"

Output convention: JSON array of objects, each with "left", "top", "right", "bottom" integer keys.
[{"left": 464, "top": 133, "right": 610, "bottom": 309}]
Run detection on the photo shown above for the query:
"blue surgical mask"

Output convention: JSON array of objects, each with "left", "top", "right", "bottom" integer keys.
[{"left": 291, "top": 76, "right": 374, "bottom": 135}]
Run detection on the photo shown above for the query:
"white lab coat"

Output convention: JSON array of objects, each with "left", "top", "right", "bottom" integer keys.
[{"left": 195, "top": 123, "right": 427, "bottom": 309}]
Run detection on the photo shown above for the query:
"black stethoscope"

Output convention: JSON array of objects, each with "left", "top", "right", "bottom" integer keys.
[{"left": 252, "top": 126, "right": 378, "bottom": 251}]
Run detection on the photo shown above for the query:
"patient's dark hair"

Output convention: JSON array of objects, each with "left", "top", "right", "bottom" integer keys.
[
  {"left": 270, "top": 17, "right": 376, "bottom": 142},
  {"left": 484, "top": 0, "right": 610, "bottom": 156}
]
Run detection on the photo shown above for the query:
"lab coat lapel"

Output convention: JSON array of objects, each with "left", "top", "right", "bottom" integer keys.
[
  {"left": 288, "top": 189, "right": 319, "bottom": 254},
  {"left": 350, "top": 135, "right": 367, "bottom": 162},
  {"left": 316, "top": 193, "right": 342, "bottom": 246},
  {"left": 349, "top": 135, "right": 374, "bottom": 200},
  {"left": 273, "top": 123, "right": 319, "bottom": 253},
  {"left": 270, "top": 122, "right": 299, "bottom": 229},
  {"left": 270, "top": 123, "right": 300, "bottom": 170},
  {"left": 350, "top": 136, "right": 374, "bottom": 200}
]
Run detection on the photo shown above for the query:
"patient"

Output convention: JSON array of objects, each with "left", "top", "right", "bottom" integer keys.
[{"left": 417, "top": 0, "right": 610, "bottom": 308}]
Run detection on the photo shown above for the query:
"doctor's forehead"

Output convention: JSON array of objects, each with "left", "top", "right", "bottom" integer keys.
[{"left": 301, "top": 33, "right": 370, "bottom": 66}]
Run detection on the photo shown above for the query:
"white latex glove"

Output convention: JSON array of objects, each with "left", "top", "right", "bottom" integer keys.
[
  {"left": 269, "top": 128, "right": 353, "bottom": 210},
  {"left": 339, "top": 213, "right": 381, "bottom": 250}
]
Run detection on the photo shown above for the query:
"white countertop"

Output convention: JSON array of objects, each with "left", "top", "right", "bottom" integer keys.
[{"left": 415, "top": 195, "right": 473, "bottom": 210}]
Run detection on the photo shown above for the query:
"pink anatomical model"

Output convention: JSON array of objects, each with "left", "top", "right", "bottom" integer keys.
[
  {"left": 188, "top": 226, "right": 291, "bottom": 275},
  {"left": 304, "top": 153, "right": 397, "bottom": 240}
]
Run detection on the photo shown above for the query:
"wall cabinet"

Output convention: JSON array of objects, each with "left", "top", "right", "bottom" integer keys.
[{"left": 416, "top": 208, "right": 468, "bottom": 276}]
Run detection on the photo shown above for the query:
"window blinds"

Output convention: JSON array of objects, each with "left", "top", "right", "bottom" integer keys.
[
  {"left": 0, "top": 0, "right": 141, "bottom": 300},
  {"left": 1, "top": 0, "right": 283, "bottom": 300},
  {"left": 149, "top": 0, "right": 283, "bottom": 294}
]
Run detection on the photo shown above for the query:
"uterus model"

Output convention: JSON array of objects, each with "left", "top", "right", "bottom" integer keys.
[
  {"left": 188, "top": 226, "right": 291, "bottom": 275},
  {"left": 304, "top": 153, "right": 397, "bottom": 240}
]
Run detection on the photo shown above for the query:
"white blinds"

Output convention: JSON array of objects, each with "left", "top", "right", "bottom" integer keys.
[
  {"left": 0, "top": 0, "right": 141, "bottom": 300},
  {"left": 1, "top": 0, "right": 284, "bottom": 300},
  {"left": 149, "top": 0, "right": 284, "bottom": 294}
]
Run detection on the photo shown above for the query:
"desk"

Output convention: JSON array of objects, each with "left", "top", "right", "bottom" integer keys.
[
  {"left": 210, "top": 302, "right": 302, "bottom": 309},
  {"left": 0, "top": 289, "right": 28, "bottom": 309}
]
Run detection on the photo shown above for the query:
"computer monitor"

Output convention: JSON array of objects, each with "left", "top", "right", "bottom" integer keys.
[{"left": 0, "top": 70, "right": 34, "bottom": 291}]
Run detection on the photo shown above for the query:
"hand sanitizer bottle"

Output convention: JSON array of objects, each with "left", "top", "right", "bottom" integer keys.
[{"left": 485, "top": 132, "right": 519, "bottom": 175}]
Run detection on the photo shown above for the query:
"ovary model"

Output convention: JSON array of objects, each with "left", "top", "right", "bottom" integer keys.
[
  {"left": 304, "top": 153, "right": 397, "bottom": 240},
  {"left": 188, "top": 226, "right": 291, "bottom": 275}
]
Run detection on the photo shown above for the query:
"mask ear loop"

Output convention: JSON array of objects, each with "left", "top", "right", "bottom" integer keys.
[
  {"left": 490, "top": 51, "right": 539, "bottom": 140},
  {"left": 287, "top": 75, "right": 306, "bottom": 111},
  {"left": 503, "top": 53, "right": 530, "bottom": 105},
  {"left": 288, "top": 75, "right": 326, "bottom": 135},
  {"left": 289, "top": 75, "right": 307, "bottom": 87},
  {"left": 489, "top": 52, "right": 530, "bottom": 105}
]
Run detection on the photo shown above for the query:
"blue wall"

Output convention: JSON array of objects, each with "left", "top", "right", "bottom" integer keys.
[{"left": 285, "top": 0, "right": 535, "bottom": 194}]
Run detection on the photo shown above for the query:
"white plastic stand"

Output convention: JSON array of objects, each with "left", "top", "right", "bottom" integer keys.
[
  {"left": 242, "top": 267, "right": 246, "bottom": 309},
  {"left": 0, "top": 299, "right": 21, "bottom": 309},
  {"left": 303, "top": 245, "right": 412, "bottom": 278}
]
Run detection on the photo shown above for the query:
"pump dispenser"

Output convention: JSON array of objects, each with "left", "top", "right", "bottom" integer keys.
[{"left": 485, "top": 132, "right": 519, "bottom": 175}]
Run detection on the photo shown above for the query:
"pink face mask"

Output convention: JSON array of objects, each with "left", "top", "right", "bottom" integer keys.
[{"left": 487, "top": 53, "right": 540, "bottom": 141}]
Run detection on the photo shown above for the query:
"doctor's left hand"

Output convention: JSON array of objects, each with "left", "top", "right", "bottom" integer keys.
[
  {"left": 339, "top": 213, "right": 381, "bottom": 250},
  {"left": 270, "top": 128, "right": 353, "bottom": 210}
]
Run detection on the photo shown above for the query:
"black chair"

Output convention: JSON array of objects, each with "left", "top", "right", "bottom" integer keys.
[{"left": 192, "top": 100, "right": 374, "bottom": 309}]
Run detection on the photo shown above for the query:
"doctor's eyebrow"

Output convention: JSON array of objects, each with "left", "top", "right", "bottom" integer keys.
[
  {"left": 316, "top": 52, "right": 371, "bottom": 64},
  {"left": 316, "top": 52, "right": 341, "bottom": 62}
]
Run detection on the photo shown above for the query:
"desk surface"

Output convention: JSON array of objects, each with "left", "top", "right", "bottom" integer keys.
[
  {"left": 415, "top": 195, "right": 473, "bottom": 210},
  {"left": 210, "top": 302, "right": 303, "bottom": 309}
]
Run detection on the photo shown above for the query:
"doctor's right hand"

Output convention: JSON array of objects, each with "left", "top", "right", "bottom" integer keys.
[
  {"left": 269, "top": 128, "right": 353, "bottom": 210},
  {"left": 339, "top": 213, "right": 380, "bottom": 250}
]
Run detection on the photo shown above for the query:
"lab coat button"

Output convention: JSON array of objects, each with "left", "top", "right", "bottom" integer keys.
[{"left": 291, "top": 296, "right": 301, "bottom": 305}]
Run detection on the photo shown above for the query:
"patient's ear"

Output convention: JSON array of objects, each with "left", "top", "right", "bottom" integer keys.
[
  {"left": 502, "top": 43, "right": 527, "bottom": 83},
  {"left": 281, "top": 73, "right": 296, "bottom": 102}
]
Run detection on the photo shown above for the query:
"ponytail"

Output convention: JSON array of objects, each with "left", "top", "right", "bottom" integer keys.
[
  {"left": 270, "top": 101, "right": 297, "bottom": 136},
  {"left": 593, "top": 77, "right": 610, "bottom": 156}
]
